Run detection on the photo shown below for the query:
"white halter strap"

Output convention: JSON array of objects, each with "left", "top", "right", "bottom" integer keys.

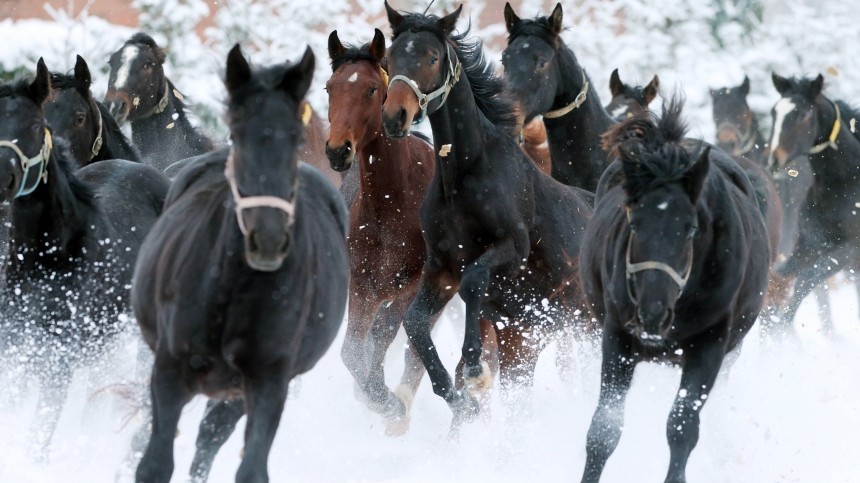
[
  {"left": 388, "top": 43, "right": 462, "bottom": 122},
  {"left": 0, "top": 128, "right": 52, "bottom": 198},
  {"left": 90, "top": 99, "right": 104, "bottom": 160},
  {"left": 224, "top": 149, "right": 298, "bottom": 236},
  {"left": 625, "top": 231, "right": 694, "bottom": 304},
  {"left": 543, "top": 70, "right": 589, "bottom": 119}
]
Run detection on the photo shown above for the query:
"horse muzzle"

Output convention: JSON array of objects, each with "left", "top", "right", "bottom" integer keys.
[
  {"left": 103, "top": 90, "right": 131, "bottom": 126},
  {"left": 325, "top": 140, "right": 355, "bottom": 172},
  {"left": 243, "top": 221, "right": 291, "bottom": 272},
  {"left": 625, "top": 306, "right": 674, "bottom": 346}
]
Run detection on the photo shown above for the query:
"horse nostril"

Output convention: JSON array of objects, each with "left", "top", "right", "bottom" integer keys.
[
  {"left": 344, "top": 140, "right": 352, "bottom": 153},
  {"left": 398, "top": 108, "right": 407, "bottom": 126}
]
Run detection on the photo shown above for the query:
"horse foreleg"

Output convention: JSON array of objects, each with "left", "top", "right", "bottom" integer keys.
[
  {"left": 664, "top": 334, "right": 728, "bottom": 483},
  {"left": 136, "top": 352, "right": 191, "bottom": 483},
  {"left": 782, "top": 256, "right": 841, "bottom": 329},
  {"left": 28, "top": 362, "right": 73, "bottom": 463},
  {"left": 362, "top": 296, "right": 410, "bottom": 420},
  {"left": 340, "top": 296, "right": 376, "bottom": 404},
  {"left": 235, "top": 363, "right": 290, "bottom": 483},
  {"left": 582, "top": 325, "right": 637, "bottom": 483},
  {"left": 189, "top": 397, "right": 246, "bottom": 482}
]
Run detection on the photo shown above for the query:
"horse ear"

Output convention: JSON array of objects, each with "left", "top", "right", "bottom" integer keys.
[
  {"left": 739, "top": 75, "right": 750, "bottom": 96},
  {"left": 74, "top": 55, "right": 92, "bottom": 90},
  {"left": 609, "top": 68, "right": 623, "bottom": 97},
  {"left": 328, "top": 30, "right": 346, "bottom": 62},
  {"left": 772, "top": 72, "right": 791, "bottom": 95},
  {"left": 28, "top": 57, "right": 52, "bottom": 106},
  {"left": 811, "top": 73, "right": 824, "bottom": 97},
  {"left": 385, "top": 0, "right": 405, "bottom": 32},
  {"left": 225, "top": 44, "right": 252, "bottom": 93},
  {"left": 643, "top": 75, "right": 659, "bottom": 105},
  {"left": 685, "top": 146, "right": 710, "bottom": 203},
  {"left": 438, "top": 4, "right": 462, "bottom": 35},
  {"left": 282, "top": 46, "right": 315, "bottom": 102},
  {"left": 370, "top": 28, "right": 386, "bottom": 62},
  {"left": 504, "top": 2, "right": 521, "bottom": 33},
  {"left": 549, "top": 3, "right": 564, "bottom": 35}
]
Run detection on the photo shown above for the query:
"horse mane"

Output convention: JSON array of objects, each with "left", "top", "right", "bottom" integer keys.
[
  {"left": 603, "top": 98, "right": 695, "bottom": 202},
  {"left": 392, "top": 13, "right": 518, "bottom": 133},
  {"left": 783, "top": 75, "right": 860, "bottom": 144},
  {"left": 330, "top": 43, "right": 380, "bottom": 72},
  {"left": 49, "top": 72, "right": 86, "bottom": 92},
  {"left": 126, "top": 32, "right": 161, "bottom": 49},
  {"left": 0, "top": 77, "right": 34, "bottom": 99},
  {"left": 506, "top": 13, "right": 564, "bottom": 48},
  {"left": 50, "top": 135, "right": 99, "bottom": 208}
]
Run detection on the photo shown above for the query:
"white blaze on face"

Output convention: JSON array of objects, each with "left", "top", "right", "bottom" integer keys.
[
  {"left": 348, "top": 72, "right": 359, "bottom": 83},
  {"left": 114, "top": 45, "right": 140, "bottom": 89},
  {"left": 770, "top": 97, "right": 796, "bottom": 155},
  {"left": 611, "top": 105, "right": 629, "bottom": 119},
  {"left": 405, "top": 40, "right": 414, "bottom": 53}
]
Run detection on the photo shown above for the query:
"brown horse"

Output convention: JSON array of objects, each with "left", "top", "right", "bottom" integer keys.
[
  {"left": 325, "top": 29, "right": 438, "bottom": 435},
  {"left": 520, "top": 117, "right": 553, "bottom": 175},
  {"left": 301, "top": 100, "right": 346, "bottom": 190}
]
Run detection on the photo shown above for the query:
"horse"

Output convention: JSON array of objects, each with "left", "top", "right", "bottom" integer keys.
[
  {"left": 380, "top": 1, "right": 593, "bottom": 431},
  {"left": 104, "top": 32, "right": 216, "bottom": 171},
  {"left": 709, "top": 76, "right": 768, "bottom": 163},
  {"left": 45, "top": 55, "right": 140, "bottom": 167},
  {"left": 502, "top": 2, "right": 615, "bottom": 190},
  {"left": 325, "top": 28, "right": 439, "bottom": 436},
  {"left": 767, "top": 73, "right": 860, "bottom": 328},
  {"left": 605, "top": 68, "right": 659, "bottom": 121},
  {"left": 579, "top": 99, "right": 769, "bottom": 483},
  {"left": 519, "top": 117, "right": 553, "bottom": 175},
  {"left": 131, "top": 44, "right": 349, "bottom": 483},
  {"left": 0, "top": 58, "right": 169, "bottom": 460}
]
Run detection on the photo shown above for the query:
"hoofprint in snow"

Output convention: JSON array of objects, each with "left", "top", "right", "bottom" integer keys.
[{"left": 0, "top": 282, "right": 858, "bottom": 482}]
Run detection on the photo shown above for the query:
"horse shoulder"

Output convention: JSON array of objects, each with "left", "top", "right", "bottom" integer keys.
[{"left": 299, "top": 162, "right": 349, "bottom": 238}]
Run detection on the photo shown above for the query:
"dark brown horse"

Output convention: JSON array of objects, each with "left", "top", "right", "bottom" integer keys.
[
  {"left": 605, "top": 68, "right": 659, "bottom": 121},
  {"left": 381, "top": 2, "right": 594, "bottom": 432},
  {"left": 325, "top": 28, "right": 438, "bottom": 435}
]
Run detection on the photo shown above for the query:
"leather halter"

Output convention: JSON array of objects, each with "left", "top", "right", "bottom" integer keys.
[
  {"left": 809, "top": 100, "right": 842, "bottom": 155},
  {"left": 89, "top": 98, "right": 104, "bottom": 160},
  {"left": 0, "top": 128, "right": 52, "bottom": 198},
  {"left": 224, "top": 149, "right": 298, "bottom": 236},
  {"left": 388, "top": 43, "right": 462, "bottom": 123},
  {"left": 625, "top": 210, "right": 694, "bottom": 304},
  {"left": 139, "top": 81, "right": 170, "bottom": 119},
  {"left": 543, "top": 70, "right": 589, "bottom": 119}
]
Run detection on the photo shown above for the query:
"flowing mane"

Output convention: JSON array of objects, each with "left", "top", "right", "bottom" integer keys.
[
  {"left": 603, "top": 98, "right": 696, "bottom": 202},
  {"left": 330, "top": 42, "right": 379, "bottom": 71},
  {"left": 392, "top": 13, "right": 518, "bottom": 133}
]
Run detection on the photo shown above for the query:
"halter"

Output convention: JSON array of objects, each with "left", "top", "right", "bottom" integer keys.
[
  {"left": 0, "top": 128, "right": 52, "bottom": 198},
  {"left": 224, "top": 149, "right": 298, "bottom": 236},
  {"left": 139, "top": 81, "right": 170, "bottom": 119},
  {"left": 543, "top": 70, "right": 589, "bottom": 119},
  {"left": 716, "top": 121, "right": 757, "bottom": 157},
  {"left": 388, "top": 43, "right": 462, "bottom": 123},
  {"left": 624, "top": 210, "right": 694, "bottom": 304},
  {"left": 809, "top": 100, "right": 841, "bottom": 155},
  {"left": 89, "top": 98, "right": 104, "bottom": 160}
]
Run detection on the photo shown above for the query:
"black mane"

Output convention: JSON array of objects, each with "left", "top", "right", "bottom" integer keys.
[
  {"left": 392, "top": 13, "right": 518, "bottom": 132},
  {"left": 126, "top": 32, "right": 161, "bottom": 49},
  {"left": 0, "top": 77, "right": 33, "bottom": 99},
  {"left": 604, "top": 98, "right": 694, "bottom": 202},
  {"left": 782, "top": 75, "right": 860, "bottom": 143},
  {"left": 506, "top": 14, "right": 564, "bottom": 47},
  {"left": 330, "top": 43, "right": 379, "bottom": 72}
]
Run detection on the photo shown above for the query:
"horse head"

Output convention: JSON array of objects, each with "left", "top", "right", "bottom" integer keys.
[
  {"left": 223, "top": 44, "right": 313, "bottom": 272},
  {"left": 45, "top": 55, "right": 103, "bottom": 167},
  {"left": 325, "top": 28, "right": 388, "bottom": 171},
  {"left": 105, "top": 32, "right": 168, "bottom": 125},
  {"left": 606, "top": 68, "right": 659, "bottom": 120},
  {"left": 709, "top": 76, "right": 757, "bottom": 156}
]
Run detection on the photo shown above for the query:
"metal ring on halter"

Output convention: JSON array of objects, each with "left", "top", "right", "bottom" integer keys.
[
  {"left": 0, "top": 128, "right": 52, "bottom": 198},
  {"left": 387, "top": 43, "right": 462, "bottom": 124},
  {"left": 223, "top": 149, "right": 298, "bottom": 236}
]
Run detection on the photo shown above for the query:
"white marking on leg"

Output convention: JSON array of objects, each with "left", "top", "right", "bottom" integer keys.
[
  {"left": 114, "top": 45, "right": 139, "bottom": 89},
  {"left": 770, "top": 97, "right": 796, "bottom": 157}
]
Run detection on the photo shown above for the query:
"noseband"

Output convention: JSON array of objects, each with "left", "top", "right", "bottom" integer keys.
[
  {"left": 224, "top": 149, "right": 298, "bottom": 236},
  {"left": 388, "top": 42, "right": 462, "bottom": 122},
  {"left": 0, "top": 128, "right": 52, "bottom": 198},
  {"left": 625, "top": 212, "right": 694, "bottom": 304}
]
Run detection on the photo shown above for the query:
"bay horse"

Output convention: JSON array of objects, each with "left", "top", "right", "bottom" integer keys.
[
  {"left": 104, "top": 32, "right": 216, "bottom": 171},
  {"left": 605, "top": 68, "right": 659, "bottom": 121},
  {"left": 579, "top": 99, "right": 769, "bottom": 482},
  {"left": 46, "top": 55, "right": 141, "bottom": 167},
  {"left": 132, "top": 45, "right": 349, "bottom": 483},
  {"left": 0, "top": 58, "right": 169, "bottom": 460},
  {"left": 710, "top": 76, "right": 768, "bottom": 162},
  {"left": 381, "top": 2, "right": 593, "bottom": 430},
  {"left": 326, "top": 28, "right": 438, "bottom": 436},
  {"left": 502, "top": 2, "right": 615, "bottom": 190},
  {"left": 767, "top": 73, "right": 860, "bottom": 328}
]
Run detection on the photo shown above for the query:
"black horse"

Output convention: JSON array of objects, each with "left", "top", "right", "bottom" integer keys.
[
  {"left": 579, "top": 100, "right": 769, "bottom": 482},
  {"left": 380, "top": 2, "right": 593, "bottom": 430},
  {"left": 104, "top": 32, "right": 215, "bottom": 171},
  {"left": 709, "top": 76, "right": 768, "bottom": 163},
  {"left": 768, "top": 73, "right": 860, "bottom": 328},
  {"left": 605, "top": 68, "right": 659, "bottom": 121},
  {"left": 0, "top": 58, "right": 169, "bottom": 460},
  {"left": 46, "top": 55, "right": 141, "bottom": 167},
  {"left": 502, "top": 2, "right": 614, "bottom": 190},
  {"left": 132, "top": 45, "right": 349, "bottom": 483}
]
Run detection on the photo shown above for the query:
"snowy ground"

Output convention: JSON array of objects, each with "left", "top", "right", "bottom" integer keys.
[{"left": 0, "top": 282, "right": 858, "bottom": 482}]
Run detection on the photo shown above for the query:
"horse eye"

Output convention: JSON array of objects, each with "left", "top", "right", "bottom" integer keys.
[
  {"left": 368, "top": 86, "right": 378, "bottom": 96},
  {"left": 538, "top": 60, "right": 548, "bottom": 69},
  {"left": 31, "top": 122, "right": 41, "bottom": 132},
  {"left": 75, "top": 114, "right": 86, "bottom": 126},
  {"left": 429, "top": 57, "right": 438, "bottom": 66},
  {"left": 143, "top": 62, "right": 153, "bottom": 70}
]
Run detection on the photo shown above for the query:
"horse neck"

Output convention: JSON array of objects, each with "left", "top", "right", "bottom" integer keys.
[
  {"left": 131, "top": 80, "right": 212, "bottom": 164},
  {"left": 8, "top": 149, "right": 102, "bottom": 269},
  {"left": 810, "top": 114, "right": 860, "bottom": 183},
  {"left": 743, "top": 114, "right": 768, "bottom": 163},
  {"left": 543, "top": 46, "right": 614, "bottom": 190},
  {"left": 355, "top": 130, "right": 416, "bottom": 206},
  {"left": 93, "top": 103, "right": 140, "bottom": 163}
]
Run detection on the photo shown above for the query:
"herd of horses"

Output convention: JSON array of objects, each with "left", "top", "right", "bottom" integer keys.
[{"left": 0, "top": 1, "right": 857, "bottom": 482}]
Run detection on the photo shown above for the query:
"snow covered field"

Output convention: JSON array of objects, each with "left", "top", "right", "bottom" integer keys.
[{"left": 0, "top": 283, "right": 858, "bottom": 482}]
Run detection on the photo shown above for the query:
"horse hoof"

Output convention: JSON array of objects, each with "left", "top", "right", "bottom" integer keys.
[
  {"left": 464, "top": 361, "right": 493, "bottom": 397},
  {"left": 450, "top": 390, "right": 480, "bottom": 423},
  {"left": 385, "top": 415, "right": 411, "bottom": 437}
]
